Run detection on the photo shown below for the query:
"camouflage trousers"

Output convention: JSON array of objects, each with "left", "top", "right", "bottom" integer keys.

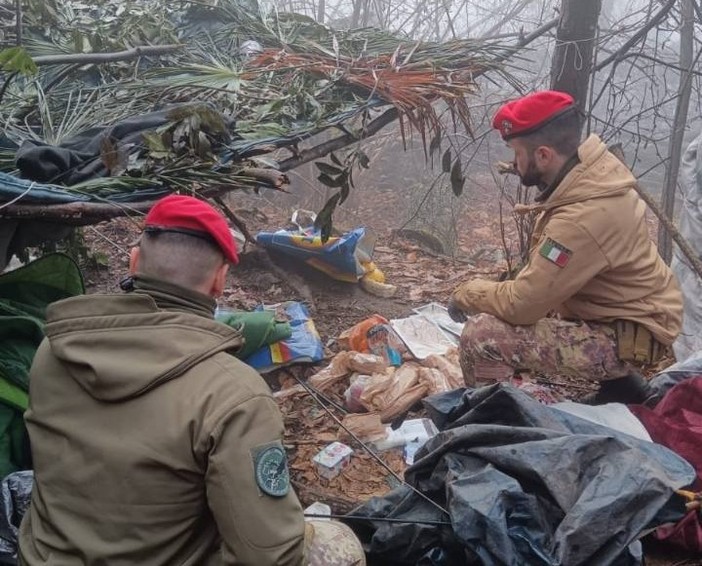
[
  {"left": 459, "top": 314, "right": 636, "bottom": 386},
  {"left": 305, "top": 520, "right": 366, "bottom": 566}
]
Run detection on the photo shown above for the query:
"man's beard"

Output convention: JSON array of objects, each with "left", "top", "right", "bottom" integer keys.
[{"left": 518, "top": 155, "right": 544, "bottom": 188}]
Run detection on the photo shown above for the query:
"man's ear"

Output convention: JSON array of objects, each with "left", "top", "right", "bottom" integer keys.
[
  {"left": 210, "top": 262, "right": 230, "bottom": 298},
  {"left": 534, "top": 145, "right": 556, "bottom": 168},
  {"left": 129, "top": 246, "right": 140, "bottom": 275}
]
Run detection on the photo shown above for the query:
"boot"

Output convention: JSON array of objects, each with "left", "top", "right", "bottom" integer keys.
[{"left": 581, "top": 373, "right": 650, "bottom": 405}]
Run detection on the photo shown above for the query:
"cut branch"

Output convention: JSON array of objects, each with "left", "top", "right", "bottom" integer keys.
[
  {"left": 0, "top": 200, "right": 155, "bottom": 225},
  {"left": 213, "top": 196, "right": 256, "bottom": 244},
  {"left": 240, "top": 167, "right": 289, "bottom": 189},
  {"left": 32, "top": 45, "right": 184, "bottom": 67},
  {"left": 278, "top": 108, "right": 399, "bottom": 172}
]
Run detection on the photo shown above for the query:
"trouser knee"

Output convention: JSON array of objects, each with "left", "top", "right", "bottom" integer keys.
[{"left": 304, "top": 520, "right": 366, "bottom": 566}]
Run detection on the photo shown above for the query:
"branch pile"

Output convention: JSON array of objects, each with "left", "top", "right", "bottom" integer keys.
[{"left": 0, "top": 0, "right": 515, "bottom": 223}]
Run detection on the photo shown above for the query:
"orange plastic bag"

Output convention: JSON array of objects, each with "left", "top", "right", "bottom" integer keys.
[{"left": 338, "top": 315, "right": 405, "bottom": 365}]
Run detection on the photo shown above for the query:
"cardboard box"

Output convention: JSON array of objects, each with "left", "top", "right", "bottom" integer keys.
[{"left": 312, "top": 442, "right": 353, "bottom": 480}]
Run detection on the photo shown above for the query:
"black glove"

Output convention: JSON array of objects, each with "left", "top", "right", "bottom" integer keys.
[{"left": 447, "top": 298, "right": 467, "bottom": 323}]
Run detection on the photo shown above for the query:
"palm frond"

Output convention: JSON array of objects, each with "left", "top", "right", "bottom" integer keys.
[{"left": 0, "top": 0, "right": 520, "bottom": 202}]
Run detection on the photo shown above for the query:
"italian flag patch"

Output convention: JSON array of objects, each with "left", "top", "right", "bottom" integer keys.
[{"left": 539, "top": 238, "right": 572, "bottom": 268}]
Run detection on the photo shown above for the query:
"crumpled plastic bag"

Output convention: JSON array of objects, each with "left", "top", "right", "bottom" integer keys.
[
  {"left": 338, "top": 315, "right": 406, "bottom": 366},
  {"left": 356, "top": 363, "right": 428, "bottom": 423},
  {"left": 339, "top": 413, "right": 387, "bottom": 445},
  {"left": 309, "top": 352, "right": 387, "bottom": 391},
  {"left": 0, "top": 470, "right": 33, "bottom": 565},
  {"left": 420, "top": 352, "right": 464, "bottom": 389}
]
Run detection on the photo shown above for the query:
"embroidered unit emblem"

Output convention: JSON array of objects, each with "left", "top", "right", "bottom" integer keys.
[{"left": 252, "top": 442, "right": 290, "bottom": 497}]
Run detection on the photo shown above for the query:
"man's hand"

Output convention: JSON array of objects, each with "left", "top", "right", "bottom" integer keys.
[{"left": 447, "top": 297, "right": 468, "bottom": 323}]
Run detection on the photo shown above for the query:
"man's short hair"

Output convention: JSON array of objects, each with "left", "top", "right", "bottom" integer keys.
[
  {"left": 520, "top": 109, "right": 582, "bottom": 157},
  {"left": 137, "top": 231, "right": 224, "bottom": 289}
]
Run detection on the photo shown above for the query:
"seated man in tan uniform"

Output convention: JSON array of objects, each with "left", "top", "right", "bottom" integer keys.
[
  {"left": 449, "top": 90, "right": 683, "bottom": 404},
  {"left": 20, "top": 195, "right": 364, "bottom": 565}
]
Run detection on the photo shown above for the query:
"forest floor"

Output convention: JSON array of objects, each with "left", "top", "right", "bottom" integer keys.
[{"left": 79, "top": 189, "right": 700, "bottom": 565}]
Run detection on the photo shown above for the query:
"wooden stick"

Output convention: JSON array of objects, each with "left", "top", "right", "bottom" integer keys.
[{"left": 213, "top": 196, "right": 256, "bottom": 244}]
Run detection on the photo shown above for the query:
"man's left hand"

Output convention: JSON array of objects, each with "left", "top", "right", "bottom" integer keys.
[{"left": 448, "top": 298, "right": 468, "bottom": 323}]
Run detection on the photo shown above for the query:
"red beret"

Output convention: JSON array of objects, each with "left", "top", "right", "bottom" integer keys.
[
  {"left": 493, "top": 90, "right": 575, "bottom": 140},
  {"left": 144, "top": 195, "right": 239, "bottom": 264}
]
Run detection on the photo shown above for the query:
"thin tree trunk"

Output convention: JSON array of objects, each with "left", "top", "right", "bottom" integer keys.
[
  {"left": 550, "top": 0, "right": 603, "bottom": 115},
  {"left": 361, "top": 0, "right": 371, "bottom": 26},
  {"left": 658, "top": 0, "right": 695, "bottom": 263},
  {"left": 14, "top": 0, "right": 21, "bottom": 46},
  {"left": 350, "top": 0, "right": 362, "bottom": 27},
  {"left": 316, "top": 0, "right": 325, "bottom": 23}
]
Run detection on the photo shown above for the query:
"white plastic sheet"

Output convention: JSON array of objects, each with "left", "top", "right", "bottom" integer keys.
[
  {"left": 552, "top": 401, "right": 652, "bottom": 442},
  {"left": 672, "top": 133, "right": 702, "bottom": 361}
]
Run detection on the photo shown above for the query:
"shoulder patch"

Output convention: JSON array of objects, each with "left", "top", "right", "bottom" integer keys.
[
  {"left": 539, "top": 237, "right": 572, "bottom": 268},
  {"left": 252, "top": 441, "right": 290, "bottom": 497}
]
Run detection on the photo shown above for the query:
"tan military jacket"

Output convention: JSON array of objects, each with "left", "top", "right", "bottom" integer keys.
[
  {"left": 19, "top": 277, "right": 305, "bottom": 565},
  {"left": 453, "top": 134, "right": 682, "bottom": 346}
]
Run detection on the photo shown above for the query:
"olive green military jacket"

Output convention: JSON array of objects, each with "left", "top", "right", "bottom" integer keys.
[
  {"left": 452, "top": 134, "right": 682, "bottom": 346},
  {"left": 19, "top": 277, "right": 305, "bottom": 565}
]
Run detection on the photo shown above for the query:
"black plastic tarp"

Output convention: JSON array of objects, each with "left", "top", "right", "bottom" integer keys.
[
  {"left": 348, "top": 385, "right": 695, "bottom": 566},
  {"left": 0, "top": 471, "right": 32, "bottom": 565}
]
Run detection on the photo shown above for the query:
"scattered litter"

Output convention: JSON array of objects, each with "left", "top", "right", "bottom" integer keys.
[
  {"left": 360, "top": 274, "right": 397, "bottom": 297},
  {"left": 256, "top": 225, "right": 376, "bottom": 283},
  {"left": 309, "top": 351, "right": 388, "bottom": 391},
  {"left": 344, "top": 374, "right": 373, "bottom": 412},
  {"left": 338, "top": 314, "right": 406, "bottom": 366},
  {"left": 390, "top": 314, "right": 455, "bottom": 359},
  {"left": 359, "top": 363, "right": 429, "bottom": 422},
  {"left": 403, "top": 439, "right": 424, "bottom": 466},
  {"left": 340, "top": 413, "right": 387, "bottom": 445},
  {"left": 413, "top": 302, "right": 465, "bottom": 339},
  {"left": 421, "top": 351, "right": 464, "bottom": 388},
  {"left": 244, "top": 302, "right": 324, "bottom": 373},
  {"left": 313, "top": 442, "right": 354, "bottom": 480},
  {"left": 369, "top": 418, "right": 439, "bottom": 453},
  {"left": 351, "top": 384, "right": 695, "bottom": 565}
]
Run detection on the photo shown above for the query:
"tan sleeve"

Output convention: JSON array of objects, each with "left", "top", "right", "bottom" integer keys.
[
  {"left": 452, "top": 219, "right": 610, "bottom": 325},
  {"left": 206, "top": 393, "right": 305, "bottom": 566}
]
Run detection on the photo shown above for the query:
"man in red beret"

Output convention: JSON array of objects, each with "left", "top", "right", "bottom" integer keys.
[
  {"left": 449, "top": 90, "right": 683, "bottom": 404},
  {"left": 19, "top": 194, "right": 365, "bottom": 565}
]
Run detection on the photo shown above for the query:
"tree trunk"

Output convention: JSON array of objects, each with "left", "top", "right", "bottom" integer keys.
[
  {"left": 658, "top": 0, "right": 694, "bottom": 263},
  {"left": 550, "top": 0, "right": 603, "bottom": 115},
  {"left": 316, "top": 0, "right": 325, "bottom": 23}
]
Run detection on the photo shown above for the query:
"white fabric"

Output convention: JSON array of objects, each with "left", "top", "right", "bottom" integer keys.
[
  {"left": 672, "top": 133, "right": 702, "bottom": 361},
  {"left": 553, "top": 401, "right": 652, "bottom": 442}
]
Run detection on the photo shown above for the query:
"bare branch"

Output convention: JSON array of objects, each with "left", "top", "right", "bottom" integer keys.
[{"left": 594, "top": 0, "right": 677, "bottom": 72}]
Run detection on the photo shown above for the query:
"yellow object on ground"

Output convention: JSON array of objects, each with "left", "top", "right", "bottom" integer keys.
[{"left": 360, "top": 274, "right": 396, "bottom": 298}]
